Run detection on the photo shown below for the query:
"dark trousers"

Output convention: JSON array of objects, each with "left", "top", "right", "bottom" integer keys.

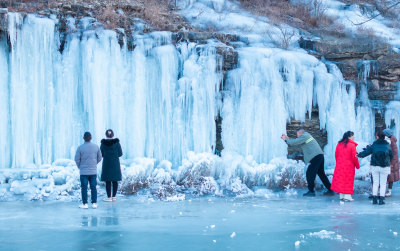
[
  {"left": 106, "top": 181, "right": 118, "bottom": 198},
  {"left": 306, "top": 154, "right": 331, "bottom": 192},
  {"left": 80, "top": 175, "right": 97, "bottom": 204}
]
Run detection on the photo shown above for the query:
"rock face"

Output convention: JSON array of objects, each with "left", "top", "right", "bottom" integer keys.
[
  {"left": 286, "top": 111, "right": 327, "bottom": 160},
  {"left": 314, "top": 37, "right": 392, "bottom": 61},
  {"left": 0, "top": 8, "right": 7, "bottom": 32},
  {"left": 367, "top": 54, "right": 400, "bottom": 101},
  {"left": 300, "top": 34, "right": 400, "bottom": 103},
  {"left": 172, "top": 31, "right": 239, "bottom": 71}
]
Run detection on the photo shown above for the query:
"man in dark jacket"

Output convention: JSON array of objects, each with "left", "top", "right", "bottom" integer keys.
[
  {"left": 358, "top": 129, "right": 393, "bottom": 205},
  {"left": 282, "top": 128, "right": 333, "bottom": 197},
  {"left": 75, "top": 132, "right": 102, "bottom": 209}
]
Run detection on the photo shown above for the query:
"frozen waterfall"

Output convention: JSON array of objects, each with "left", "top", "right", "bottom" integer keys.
[
  {"left": 221, "top": 48, "right": 375, "bottom": 164},
  {"left": 0, "top": 13, "right": 222, "bottom": 168},
  {"left": 0, "top": 12, "right": 379, "bottom": 170}
]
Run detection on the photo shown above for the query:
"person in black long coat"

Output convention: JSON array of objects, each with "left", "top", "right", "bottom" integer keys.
[{"left": 101, "top": 129, "right": 123, "bottom": 202}]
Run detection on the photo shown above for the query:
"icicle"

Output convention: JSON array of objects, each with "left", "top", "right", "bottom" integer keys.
[
  {"left": 0, "top": 33, "right": 10, "bottom": 168},
  {"left": 385, "top": 101, "right": 400, "bottom": 144}
]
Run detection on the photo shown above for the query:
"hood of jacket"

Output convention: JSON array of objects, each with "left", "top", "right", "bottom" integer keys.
[
  {"left": 374, "top": 138, "right": 389, "bottom": 145},
  {"left": 101, "top": 138, "right": 119, "bottom": 146}
]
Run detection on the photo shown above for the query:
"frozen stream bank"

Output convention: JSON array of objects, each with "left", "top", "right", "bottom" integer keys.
[{"left": 1, "top": 190, "right": 400, "bottom": 250}]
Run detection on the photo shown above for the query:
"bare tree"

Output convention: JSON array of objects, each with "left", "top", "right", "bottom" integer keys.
[
  {"left": 310, "top": 0, "right": 326, "bottom": 19},
  {"left": 265, "top": 25, "right": 296, "bottom": 50}
]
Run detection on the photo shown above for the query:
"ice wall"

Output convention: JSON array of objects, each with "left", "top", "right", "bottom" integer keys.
[
  {"left": 0, "top": 33, "right": 9, "bottom": 169},
  {"left": 0, "top": 13, "right": 222, "bottom": 168},
  {"left": 0, "top": 11, "right": 378, "bottom": 170},
  {"left": 221, "top": 48, "right": 375, "bottom": 165},
  {"left": 221, "top": 48, "right": 316, "bottom": 163},
  {"left": 322, "top": 63, "right": 374, "bottom": 163},
  {"left": 385, "top": 101, "right": 400, "bottom": 142}
]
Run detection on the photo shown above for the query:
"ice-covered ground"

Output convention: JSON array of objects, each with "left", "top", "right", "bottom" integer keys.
[
  {"left": 0, "top": 152, "right": 373, "bottom": 202},
  {"left": 1, "top": 190, "right": 399, "bottom": 250}
]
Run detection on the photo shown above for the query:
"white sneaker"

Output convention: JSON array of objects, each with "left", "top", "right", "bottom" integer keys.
[
  {"left": 112, "top": 197, "right": 117, "bottom": 202},
  {"left": 339, "top": 193, "right": 344, "bottom": 200},
  {"left": 386, "top": 189, "right": 392, "bottom": 197},
  {"left": 103, "top": 197, "right": 113, "bottom": 202},
  {"left": 79, "top": 204, "right": 88, "bottom": 209},
  {"left": 92, "top": 203, "right": 97, "bottom": 209},
  {"left": 343, "top": 194, "right": 354, "bottom": 202}
]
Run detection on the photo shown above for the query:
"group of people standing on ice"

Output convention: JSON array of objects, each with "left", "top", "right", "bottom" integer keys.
[
  {"left": 74, "top": 125, "right": 398, "bottom": 209},
  {"left": 74, "top": 129, "right": 123, "bottom": 209},
  {"left": 282, "top": 128, "right": 399, "bottom": 205}
]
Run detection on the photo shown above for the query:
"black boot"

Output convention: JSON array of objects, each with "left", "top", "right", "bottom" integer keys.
[
  {"left": 303, "top": 191, "right": 316, "bottom": 197},
  {"left": 323, "top": 190, "right": 335, "bottom": 196},
  {"left": 372, "top": 196, "right": 378, "bottom": 204},
  {"left": 378, "top": 196, "right": 385, "bottom": 205}
]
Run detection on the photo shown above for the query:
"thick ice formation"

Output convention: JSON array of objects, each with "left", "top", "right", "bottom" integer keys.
[
  {"left": 385, "top": 101, "right": 400, "bottom": 142},
  {"left": 221, "top": 48, "right": 374, "bottom": 165},
  {"left": 0, "top": 152, "right": 309, "bottom": 201},
  {"left": 0, "top": 13, "right": 221, "bottom": 168}
]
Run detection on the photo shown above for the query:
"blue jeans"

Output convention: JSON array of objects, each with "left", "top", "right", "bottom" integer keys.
[{"left": 80, "top": 175, "right": 97, "bottom": 204}]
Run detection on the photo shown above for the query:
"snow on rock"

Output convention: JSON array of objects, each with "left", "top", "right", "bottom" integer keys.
[
  {"left": 177, "top": 0, "right": 298, "bottom": 46},
  {"left": 293, "top": 0, "right": 400, "bottom": 50}
]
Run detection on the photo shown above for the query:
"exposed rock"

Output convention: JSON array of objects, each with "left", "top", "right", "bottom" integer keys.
[
  {"left": 0, "top": 9, "right": 6, "bottom": 33},
  {"left": 363, "top": 54, "right": 400, "bottom": 101},
  {"left": 172, "top": 31, "right": 212, "bottom": 43},
  {"left": 315, "top": 36, "right": 392, "bottom": 61},
  {"left": 286, "top": 110, "right": 327, "bottom": 160},
  {"left": 187, "top": 31, "right": 213, "bottom": 42},
  {"left": 216, "top": 45, "right": 238, "bottom": 71},
  {"left": 213, "top": 33, "right": 239, "bottom": 44}
]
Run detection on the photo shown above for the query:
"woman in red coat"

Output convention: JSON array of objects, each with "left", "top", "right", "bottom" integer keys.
[{"left": 331, "top": 131, "right": 360, "bottom": 202}]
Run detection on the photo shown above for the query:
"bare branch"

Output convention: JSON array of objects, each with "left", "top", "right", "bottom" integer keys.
[
  {"left": 350, "top": 1, "right": 400, "bottom": 26},
  {"left": 265, "top": 25, "right": 296, "bottom": 50}
]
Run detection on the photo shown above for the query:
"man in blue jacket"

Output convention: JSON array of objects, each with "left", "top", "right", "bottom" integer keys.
[{"left": 75, "top": 132, "right": 102, "bottom": 209}]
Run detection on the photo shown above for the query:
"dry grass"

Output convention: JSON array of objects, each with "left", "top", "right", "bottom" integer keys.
[
  {"left": 356, "top": 25, "right": 377, "bottom": 37},
  {"left": 0, "top": 0, "right": 192, "bottom": 32},
  {"left": 238, "top": 0, "right": 332, "bottom": 30}
]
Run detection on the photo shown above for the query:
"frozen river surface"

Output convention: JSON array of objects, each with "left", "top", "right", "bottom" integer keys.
[{"left": 1, "top": 190, "right": 400, "bottom": 251}]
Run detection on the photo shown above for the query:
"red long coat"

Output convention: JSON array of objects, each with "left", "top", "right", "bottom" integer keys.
[{"left": 331, "top": 140, "right": 360, "bottom": 194}]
